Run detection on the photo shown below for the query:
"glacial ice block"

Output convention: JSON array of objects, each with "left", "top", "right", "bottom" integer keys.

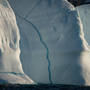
[
  {"left": 0, "top": 0, "right": 34, "bottom": 84},
  {"left": 9, "top": 0, "right": 90, "bottom": 85}
]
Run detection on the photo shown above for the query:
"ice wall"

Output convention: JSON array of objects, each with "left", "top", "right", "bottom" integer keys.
[
  {"left": 0, "top": 0, "right": 34, "bottom": 84},
  {"left": 9, "top": 0, "right": 90, "bottom": 85}
]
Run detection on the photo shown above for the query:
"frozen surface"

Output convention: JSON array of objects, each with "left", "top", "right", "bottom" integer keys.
[
  {"left": 0, "top": 0, "right": 34, "bottom": 84},
  {"left": 8, "top": 0, "right": 90, "bottom": 85},
  {"left": 77, "top": 5, "right": 90, "bottom": 45}
]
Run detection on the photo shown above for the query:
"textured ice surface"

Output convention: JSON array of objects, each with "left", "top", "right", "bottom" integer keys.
[
  {"left": 77, "top": 5, "right": 90, "bottom": 45},
  {"left": 8, "top": 0, "right": 90, "bottom": 85},
  {"left": 0, "top": 0, "right": 34, "bottom": 84}
]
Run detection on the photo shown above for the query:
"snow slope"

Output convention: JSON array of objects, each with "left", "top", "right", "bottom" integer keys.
[
  {"left": 9, "top": 0, "right": 90, "bottom": 85},
  {"left": 77, "top": 5, "right": 90, "bottom": 45},
  {"left": 0, "top": 0, "right": 34, "bottom": 84}
]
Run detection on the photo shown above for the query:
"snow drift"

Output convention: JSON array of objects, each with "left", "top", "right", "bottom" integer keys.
[
  {"left": 0, "top": 0, "right": 34, "bottom": 84},
  {"left": 8, "top": 0, "right": 90, "bottom": 85}
]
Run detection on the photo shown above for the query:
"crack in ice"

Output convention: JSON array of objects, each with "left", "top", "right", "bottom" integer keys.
[{"left": 15, "top": 13, "right": 53, "bottom": 84}]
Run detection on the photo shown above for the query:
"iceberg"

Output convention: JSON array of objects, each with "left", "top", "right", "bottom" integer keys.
[{"left": 8, "top": 0, "right": 90, "bottom": 85}]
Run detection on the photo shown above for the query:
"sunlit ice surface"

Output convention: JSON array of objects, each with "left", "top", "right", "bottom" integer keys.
[
  {"left": 0, "top": 0, "right": 34, "bottom": 84},
  {"left": 77, "top": 4, "right": 90, "bottom": 46}
]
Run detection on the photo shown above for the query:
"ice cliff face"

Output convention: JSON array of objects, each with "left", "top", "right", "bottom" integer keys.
[
  {"left": 0, "top": 0, "right": 34, "bottom": 84},
  {"left": 8, "top": 0, "right": 90, "bottom": 85}
]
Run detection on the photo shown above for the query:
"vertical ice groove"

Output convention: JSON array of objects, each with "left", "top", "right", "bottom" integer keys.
[{"left": 15, "top": 12, "right": 53, "bottom": 84}]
